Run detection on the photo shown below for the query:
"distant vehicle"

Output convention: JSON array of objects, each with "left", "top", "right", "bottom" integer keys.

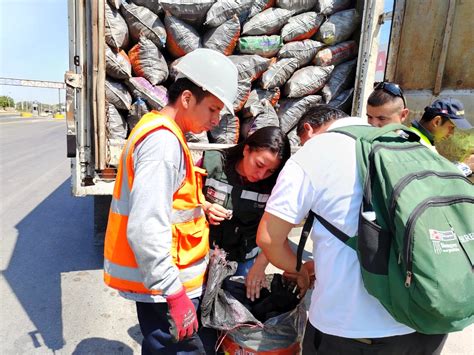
[{"left": 40, "top": 110, "right": 53, "bottom": 117}]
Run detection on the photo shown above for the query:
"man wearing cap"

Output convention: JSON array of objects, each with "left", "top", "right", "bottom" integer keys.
[
  {"left": 411, "top": 98, "right": 472, "bottom": 151},
  {"left": 366, "top": 81, "right": 409, "bottom": 127},
  {"left": 103, "top": 48, "right": 238, "bottom": 354}
]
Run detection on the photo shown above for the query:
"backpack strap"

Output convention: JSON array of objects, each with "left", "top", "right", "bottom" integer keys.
[
  {"left": 363, "top": 123, "right": 420, "bottom": 143},
  {"left": 296, "top": 211, "right": 357, "bottom": 271},
  {"left": 296, "top": 212, "right": 315, "bottom": 272}
]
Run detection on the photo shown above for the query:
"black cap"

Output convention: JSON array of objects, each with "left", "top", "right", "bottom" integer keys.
[{"left": 425, "top": 98, "right": 472, "bottom": 129}]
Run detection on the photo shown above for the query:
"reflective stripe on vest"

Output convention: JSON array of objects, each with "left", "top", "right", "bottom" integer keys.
[
  {"left": 410, "top": 126, "right": 438, "bottom": 153},
  {"left": 410, "top": 126, "right": 432, "bottom": 146},
  {"left": 241, "top": 190, "right": 270, "bottom": 203},
  {"left": 111, "top": 197, "right": 204, "bottom": 224},
  {"left": 104, "top": 112, "right": 209, "bottom": 296}
]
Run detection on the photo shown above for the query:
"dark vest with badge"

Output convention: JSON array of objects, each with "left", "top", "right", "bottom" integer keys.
[{"left": 202, "top": 150, "right": 274, "bottom": 262}]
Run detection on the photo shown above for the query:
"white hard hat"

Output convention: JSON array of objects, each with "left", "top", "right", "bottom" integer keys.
[{"left": 174, "top": 48, "right": 239, "bottom": 115}]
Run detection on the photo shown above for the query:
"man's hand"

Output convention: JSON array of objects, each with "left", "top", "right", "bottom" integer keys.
[
  {"left": 166, "top": 287, "right": 198, "bottom": 342},
  {"left": 282, "top": 264, "right": 310, "bottom": 299},
  {"left": 302, "top": 261, "right": 315, "bottom": 289}
]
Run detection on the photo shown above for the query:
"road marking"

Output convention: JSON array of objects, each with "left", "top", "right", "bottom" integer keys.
[{"left": 0, "top": 118, "right": 64, "bottom": 125}]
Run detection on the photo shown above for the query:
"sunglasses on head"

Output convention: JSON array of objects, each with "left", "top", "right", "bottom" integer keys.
[{"left": 374, "top": 81, "right": 407, "bottom": 108}]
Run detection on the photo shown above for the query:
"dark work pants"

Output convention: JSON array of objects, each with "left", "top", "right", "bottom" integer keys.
[
  {"left": 136, "top": 298, "right": 218, "bottom": 355},
  {"left": 311, "top": 324, "right": 447, "bottom": 355}
]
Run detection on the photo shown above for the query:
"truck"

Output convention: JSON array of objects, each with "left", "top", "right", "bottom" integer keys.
[{"left": 65, "top": 0, "right": 473, "bottom": 235}]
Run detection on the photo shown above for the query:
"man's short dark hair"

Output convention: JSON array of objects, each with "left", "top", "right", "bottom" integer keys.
[
  {"left": 367, "top": 89, "right": 403, "bottom": 107},
  {"left": 167, "top": 78, "right": 212, "bottom": 105},
  {"left": 296, "top": 105, "right": 348, "bottom": 136},
  {"left": 420, "top": 111, "right": 451, "bottom": 125}
]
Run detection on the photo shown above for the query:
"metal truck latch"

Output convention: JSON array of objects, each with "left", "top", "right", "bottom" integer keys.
[{"left": 64, "top": 72, "right": 83, "bottom": 89}]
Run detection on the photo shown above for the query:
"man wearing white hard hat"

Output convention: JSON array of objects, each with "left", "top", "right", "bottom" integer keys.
[{"left": 103, "top": 48, "right": 238, "bottom": 354}]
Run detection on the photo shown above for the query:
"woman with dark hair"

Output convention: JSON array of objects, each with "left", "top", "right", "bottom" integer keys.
[{"left": 202, "top": 126, "right": 291, "bottom": 299}]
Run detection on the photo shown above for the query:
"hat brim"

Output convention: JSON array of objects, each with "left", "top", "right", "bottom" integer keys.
[{"left": 450, "top": 117, "right": 473, "bottom": 130}]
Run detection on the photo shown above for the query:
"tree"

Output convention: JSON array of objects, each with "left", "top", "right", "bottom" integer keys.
[{"left": 0, "top": 96, "right": 15, "bottom": 108}]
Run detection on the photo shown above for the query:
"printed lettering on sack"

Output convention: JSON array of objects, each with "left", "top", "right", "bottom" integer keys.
[
  {"left": 458, "top": 232, "right": 474, "bottom": 244},
  {"left": 429, "top": 229, "right": 460, "bottom": 255}
]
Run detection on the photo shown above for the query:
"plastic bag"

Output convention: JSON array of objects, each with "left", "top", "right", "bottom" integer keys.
[
  {"left": 281, "top": 12, "right": 324, "bottom": 43},
  {"left": 286, "top": 128, "right": 301, "bottom": 147},
  {"left": 201, "top": 249, "right": 307, "bottom": 353},
  {"left": 278, "top": 39, "right": 324, "bottom": 67},
  {"left": 316, "top": 8, "right": 361, "bottom": 45},
  {"left": 242, "top": 8, "right": 294, "bottom": 36},
  {"left": 186, "top": 131, "right": 209, "bottom": 143},
  {"left": 106, "top": 47, "right": 132, "bottom": 80},
  {"left": 312, "top": 40, "right": 358, "bottom": 67},
  {"left": 276, "top": 0, "right": 318, "bottom": 14},
  {"left": 246, "top": 100, "right": 280, "bottom": 137},
  {"left": 284, "top": 65, "right": 334, "bottom": 98},
  {"left": 128, "top": 36, "right": 169, "bottom": 85},
  {"left": 261, "top": 58, "right": 299, "bottom": 89},
  {"left": 106, "top": 78, "right": 132, "bottom": 111},
  {"left": 321, "top": 58, "right": 356, "bottom": 103},
  {"left": 106, "top": 102, "right": 128, "bottom": 140},
  {"left": 234, "top": 79, "right": 252, "bottom": 112},
  {"left": 105, "top": 3, "right": 129, "bottom": 49},
  {"left": 209, "top": 110, "right": 240, "bottom": 144},
  {"left": 121, "top": 2, "right": 166, "bottom": 48},
  {"left": 107, "top": 0, "right": 122, "bottom": 10},
  {"left": 328, "top": 87, "right": 353, "bottom": 114},
  {"left": 248, "top": 0, "right": 275, "bottom": 18},
  {"left": 126, "top": 77, "right": 168, "bottom": 110},
  {"left": 165, "top": 13, "right": 201, "bottom": 58},
  {"left": 202, "top": 16, "right": 240, "bottom": 56},
  {"left": 229, "top": 55, "right": 273, "bottom": 82},
  {"left": 205, "top": 0, "right": 253, "bottom": 27},
  {"left": 160, "top": 0, "right": 215, "bottom": 27},
  {"left": 237, "top": 35, "right": 282, "bottom": 58},
  {"left": 242, "top": 88, "right": 280, "bottom": 118},
  {"left": 315, "top": 0, "right": 352, "bottom": 16},
  {"left": 127, "top": 97, "right": 149, "bottom": 131},
  {"left": 277, "top": 95, "right": 322, "bottom": 133},
  {"left": 131, "top": 0, "right": 162, "bottom": 14}
]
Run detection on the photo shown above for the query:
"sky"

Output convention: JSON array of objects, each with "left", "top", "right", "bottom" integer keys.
[
  {"left": 0, "top": 0, "right": 393, "bottom": 105},
  {"left": 0, "top": 0, "right": 68, "bottom": 104}
]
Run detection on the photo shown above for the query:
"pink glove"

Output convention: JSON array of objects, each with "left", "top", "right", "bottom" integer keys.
[{"left": 166, "top": 287, "right": 198, "bottom": 342}]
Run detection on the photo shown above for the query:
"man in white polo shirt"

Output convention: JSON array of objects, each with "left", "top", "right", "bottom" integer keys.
[{"left": 256, "top": 107, "right": 447, "bottom": 354}]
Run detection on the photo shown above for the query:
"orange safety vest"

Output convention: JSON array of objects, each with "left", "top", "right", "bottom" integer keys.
[{"left": 104, "top": 112, "right": 209, "bottom": 295}]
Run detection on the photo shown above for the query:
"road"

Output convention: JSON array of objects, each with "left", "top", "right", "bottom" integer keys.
[
  {"left": 0, "top": 113, "right": 472, "bottom": 354},
  {"left": 0, "top": 114, "right": 141, "bottom": 354}
]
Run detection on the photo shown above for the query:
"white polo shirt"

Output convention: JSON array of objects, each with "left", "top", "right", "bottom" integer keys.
[{"left": 265, "top": 117, "right": 414, "bottom": 338}]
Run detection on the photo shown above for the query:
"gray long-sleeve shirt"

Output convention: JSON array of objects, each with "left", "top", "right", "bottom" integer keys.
[{"left": 120, "top": 129, "right": 201, "bottom": 303}]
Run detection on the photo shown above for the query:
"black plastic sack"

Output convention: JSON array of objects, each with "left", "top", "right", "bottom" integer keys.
[
  {"left": 321, "top": 58, "right": 356, "bottom": 103},
  {"left": 105, "top": 3, "right": 129, "bottom": 49},
  {"left": 121, "top": 2, "right": 166, "bottom": 48},
  {"left": 127, "top": 97, "right": 149, "bottom": 131},
  {"left": 328, "top": 87, "right": 354, "bottom": 114},
  {"left": 209, "top": 110, "right": 240, "bottom": 144},
  {"left": 106, "top": 103, "right": 128, "bottom": 140},
  {"left": 201, "top": 249, "right": 307, "bottom": 352},
  {"left": 105, "top": 78, "right": 132, "bottom": 111},
  {"left": 277, "top": 94, "right": 322, "bottom": 133},
  {"left": 106, "top": 46, "right": 132, "bottom": 80}
]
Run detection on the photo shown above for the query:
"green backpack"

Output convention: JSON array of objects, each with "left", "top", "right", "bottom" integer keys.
[{"left": 296, "top": 124, "right": 474, "bottom": 334}]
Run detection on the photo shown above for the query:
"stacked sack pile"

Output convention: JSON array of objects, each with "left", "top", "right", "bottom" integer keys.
[{"left": 105, "top": 0, "right": 361, "bottom": 157}]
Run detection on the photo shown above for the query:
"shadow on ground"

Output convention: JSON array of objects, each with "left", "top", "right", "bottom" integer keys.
[
  {"left": 2, "top": 178, "right": 100, "bottom": 351},
  {"left": 72, "top": 338, "right": 133, "bottom": 355}
]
